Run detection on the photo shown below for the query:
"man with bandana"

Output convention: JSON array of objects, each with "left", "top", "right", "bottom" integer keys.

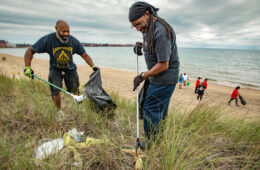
[
  {"left": 24, "top": 20, "right": 98, "bottom": 115},
  {"left": 129, "top": 2, "right": 180, "bottom": 140}
]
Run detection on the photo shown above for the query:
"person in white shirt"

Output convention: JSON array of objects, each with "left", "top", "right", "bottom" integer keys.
[{"left": 183, "top": 73, "right": 189, "bottom": 86}]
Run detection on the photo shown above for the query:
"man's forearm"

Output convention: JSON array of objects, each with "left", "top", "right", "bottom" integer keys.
[
  {"left": 24, "top": 47, "right": 35, "bottom": 67},
  {"left": 81, "top": 53, "right": 94, "bottom": 67},
  {"left": 143, "top": 61, "right": 169, "bottom": 79}
]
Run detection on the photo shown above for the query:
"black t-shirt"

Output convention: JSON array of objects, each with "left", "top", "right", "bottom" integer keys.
[
  {"left": 143, "top": 20, "right": 180, "bottom": 85},
  {"left": 32, "top": 32, "right": 85, "bottom": 70}
]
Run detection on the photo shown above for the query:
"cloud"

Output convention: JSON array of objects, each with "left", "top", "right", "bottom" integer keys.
[
  {"left": 161, "top": 0, "right": 260, "bottom": 49},
  {"left": 0, "top": 0, "right": 259, "bottom": 49}
]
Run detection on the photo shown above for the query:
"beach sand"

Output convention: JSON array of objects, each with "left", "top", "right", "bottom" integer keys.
[{"left": 0, "top": 53, "right": 259, "bottom": 120}]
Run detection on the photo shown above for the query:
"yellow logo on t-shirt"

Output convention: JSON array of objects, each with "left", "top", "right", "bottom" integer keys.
[{"left": 53, "top": 47, "right": 73, "bottom": 68}]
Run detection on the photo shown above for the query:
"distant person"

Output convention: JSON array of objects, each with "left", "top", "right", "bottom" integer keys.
[
  {"left": 203, "top": 78, "right": 208, "bottom": 96},
  {"left": 183, "top": 73, "right": 189, "bottom": 86},
  {"left": 23, "top": 20, "right": 99, "bottom": 116},
  {"left": 195, "top": 77, "right": 201, "bottom": 93},
  {"left": 197, "top": 82, "right": 205, "bottom": 101},
  {"left": 228, "top": 86, "right": 240, "bottom": 107},
  {"left": 129, "top": 1, "right": 179, "bottom": 141},
  {"left": 179, "top": 74, "right": 184, "bottom": 89}
]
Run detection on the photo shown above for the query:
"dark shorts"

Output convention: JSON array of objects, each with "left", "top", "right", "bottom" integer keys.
[
  {"left": 48, "top": 68, "right": 79, "bottom": 95},
  {"left": 198, "top": 90, "right": 204, "bottom": 95}
]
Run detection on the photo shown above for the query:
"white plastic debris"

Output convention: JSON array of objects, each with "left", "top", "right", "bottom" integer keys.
[
  {"left": 35, "top": 138, "right": 64, "bottom": 160},
  {"left": 34, "top": 128, "right": 85, "bottom": 165},
  {"left": 73, "top": 94, "right": 86, "bottom": 103},
  {"left": 68, "top": 128, "right": 84, "bottom": 142}
]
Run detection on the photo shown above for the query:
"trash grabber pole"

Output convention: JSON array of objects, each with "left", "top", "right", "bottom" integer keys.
[
  {"left": 33, "top": 74, "right": 86, "bottom": 103},
  {"left": 136, "top": 53, "right": 140, "bottom": 150},
  {"left": 121, "top": 47, "right": 144, "bottom": 170},
  {"left": 33, "top": 74, "right": 71, "bottom": 95}
]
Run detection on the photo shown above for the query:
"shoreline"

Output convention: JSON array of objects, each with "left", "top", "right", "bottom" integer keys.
[
  {"left": 0, "top": 53, "right": 260, "bottom": 120},
  {"left": 77, "top": 63, "right": 260, "bottom": 91},
  {"left": 1, "top": 50, "right": 259, "bottom": 90}
]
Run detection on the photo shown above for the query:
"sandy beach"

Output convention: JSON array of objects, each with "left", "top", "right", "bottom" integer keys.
[{"left": 0, "top": 53, "right": 259, "bottom": 120}]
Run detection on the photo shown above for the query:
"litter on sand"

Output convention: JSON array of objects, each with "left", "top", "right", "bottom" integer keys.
[
  {"left": 34, "top": 128, "right": 106, "bottom": 166},
  {"left": 35, "top": 138, "right": 64, "bottom": 160}
]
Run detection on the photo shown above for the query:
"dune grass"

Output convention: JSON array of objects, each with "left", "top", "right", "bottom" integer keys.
[{"left": 0, "top": 73, "right": 259, "bottom": 169}]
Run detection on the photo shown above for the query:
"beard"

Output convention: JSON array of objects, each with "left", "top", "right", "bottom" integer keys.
[
  {"left": 140, "top": 26, "right": 146, "bottom": 33},
  {"left": 56, "top": 32, "right": 69, "bottom": 44}
]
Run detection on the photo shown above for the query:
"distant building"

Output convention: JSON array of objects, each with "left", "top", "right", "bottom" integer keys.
[
  {"left": 0, "top": 40, "right": 7, "bottom": 48},
  {"left": 16, "top": 43, "right": 31, "bottom": 48},
  {"left": 81, "top": 42, "right": 134, "bottom": 47},
  {"left": 7, "top": 43, "right": 16, "bottom": 48}
]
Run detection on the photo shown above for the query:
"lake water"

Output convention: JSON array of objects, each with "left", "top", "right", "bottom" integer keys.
[{"left": 1, "top": 47, "right": 259, "bottom": 89}]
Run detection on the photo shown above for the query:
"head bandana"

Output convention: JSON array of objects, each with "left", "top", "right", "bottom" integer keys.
[{"left": 128, "top": 1, "right": 159, "bottom": 22}]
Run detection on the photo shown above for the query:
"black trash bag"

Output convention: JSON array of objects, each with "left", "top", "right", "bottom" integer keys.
[
  {"left": 239, "top": 95, "right": 246, "bottom": 105},
  {"left": 84, "top": 70, "right": 117, "bottom": 113},
  {"left": 138, "top": 79, "right": 150, "bottom": 120}
]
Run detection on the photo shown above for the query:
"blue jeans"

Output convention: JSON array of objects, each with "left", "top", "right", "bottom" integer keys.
[{"left": 143, "top": 83, "right": 176, "bottom": 139}]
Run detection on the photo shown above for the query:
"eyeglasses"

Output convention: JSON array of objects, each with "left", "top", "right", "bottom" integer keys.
[{"left": 131, "top": 18, "right": 144, "bottom": 29}]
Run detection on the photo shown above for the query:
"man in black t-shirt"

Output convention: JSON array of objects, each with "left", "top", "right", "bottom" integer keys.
[
  {"left": 24, "top": 20, "right": 98, "bottom": 113},
  {"left": 129, "top": 2, "right": 180, "bottom": 140}
]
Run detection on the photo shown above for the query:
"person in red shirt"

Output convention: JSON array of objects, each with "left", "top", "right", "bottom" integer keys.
[
  {"left": 197, "top": 82, "right": 205, "bottom": 101},
  {"left": 203, "top": 78, "right": 208, "bottom": 96},
  {"left": 228, "top": 86, "right": 240, "bottom": 106},
  {"left": 195, "top": 77, "right": 201, "bottom": 93}
]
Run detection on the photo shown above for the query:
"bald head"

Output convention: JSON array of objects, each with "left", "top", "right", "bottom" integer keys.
[
  {"left": 55, "top": 20, "right": 70, "bottom": 41},
  {"left": 56, "top": 20, "right": 69, "bottom": 28}
]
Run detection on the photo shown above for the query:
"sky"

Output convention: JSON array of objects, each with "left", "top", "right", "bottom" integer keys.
[{"left": 0, "top": 0, "right": 259, "bottom": 49}]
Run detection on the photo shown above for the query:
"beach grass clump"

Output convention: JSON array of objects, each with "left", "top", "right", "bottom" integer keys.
[
  {"left": 143, "top": 106, "right": 260, "bottom": 169},
  {"left": 0, "top": 73, "right": 259, "bottom": 169}
]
